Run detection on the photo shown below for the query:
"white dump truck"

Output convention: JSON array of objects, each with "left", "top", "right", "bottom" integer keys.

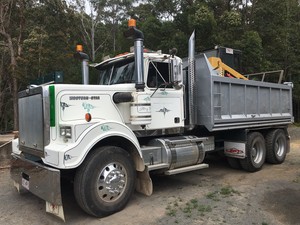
[{"left": 11, "top": 19, "right": 293, "bottom": 220}]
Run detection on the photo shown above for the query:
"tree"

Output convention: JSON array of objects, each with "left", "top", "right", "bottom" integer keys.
[
  {"left": 0, "top": 0, "right": 26, "bottom": 130},
  {"left": 237, "top": 31, "right": 264, "bottom": 73},
  {"left": 91, "top": 0, "right": 134, "bottom": 53},
  {"left": 251, "top": 0, "right": 297, "bottom": 78},
  {"left": 70, "top": 0, "right": 111, "bottom": 62}
]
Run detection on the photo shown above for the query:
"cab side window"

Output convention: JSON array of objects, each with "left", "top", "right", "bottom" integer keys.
[{"left": 147, "top": 61, "right": 171, "bottom": 88}]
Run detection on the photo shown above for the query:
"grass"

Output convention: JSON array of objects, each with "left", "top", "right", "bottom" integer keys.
[
  {"left": 165, "top": 198, "right": 213, "bottom": 219},
  {"left": 292, "top": 122, "right": 300, "bottom": 127},
  {"left": 165, "top": 186, "right": 239, "bottom": 221},
  {"left": 220, "top": 186, "right": 240, "bottom": 197},
  {"left": 206, "top": 186, "right": 239, "bottom": 201},
  {"left": 198, "top": 205, "right": 212, "bottom": 213},
  {"left": 166, "top": 202, "right": 177, "bottom": 217},
  {"left": 181, "top": 200, "right": 212, "bottom": 218},
  {"left": 206, "top": 191, "right": 220, "bottom": 201},
  {"left": 166, "top": 208, "right": 177, "bottom": 217}
]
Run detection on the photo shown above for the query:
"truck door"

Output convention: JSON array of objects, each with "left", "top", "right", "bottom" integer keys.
[{"left": 145, "top": 58, "right": 184, "bottom": 130}]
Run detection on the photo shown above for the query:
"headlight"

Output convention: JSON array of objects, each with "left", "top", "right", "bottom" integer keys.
[
  {"left": 60, "top": 126, "right": 72, "bottom": 139},
  {"left": 65, "top": 127, "right": 72, "bottom": 138},
  {"left": 60, "top": 128, "right": 66, "bottom": 136}
]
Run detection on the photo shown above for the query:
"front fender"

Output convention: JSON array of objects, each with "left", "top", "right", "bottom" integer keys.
[{"left": 62, "top": 121, "right": 143, "bottom": 170}]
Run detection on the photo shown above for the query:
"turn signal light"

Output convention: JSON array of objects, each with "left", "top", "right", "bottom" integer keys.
[{"left": 85, "top": 113, "right": 92, "bottom": 122}]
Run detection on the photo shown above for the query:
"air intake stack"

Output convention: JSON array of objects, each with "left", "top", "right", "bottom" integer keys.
[
  {"left": 124, "top": 19, "right": 151, "bottom": 125},
  {"left": 74, "top": 44, "right": 89, "bottom": 85},
  {"left": 124, "top": 19, "right": 145, "bottom": 92}
]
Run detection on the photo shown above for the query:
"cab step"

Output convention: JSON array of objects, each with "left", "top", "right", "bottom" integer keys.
[
  {"left": 164, "top": 164, "right": 209, "bottom": 175},
  {"left": 148, "top": 163, "right": 169, "bottom": 171}
]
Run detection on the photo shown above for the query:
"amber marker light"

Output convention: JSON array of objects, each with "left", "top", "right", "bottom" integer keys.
[
  {"left": 76, "top": 44, "right": 83, "bottom": 52},
  {"left": 128, "top": 18, "right": 136, "bottom": 28},
  {"left": 85, "top": 113, "right": 92, "bottom": 122}
]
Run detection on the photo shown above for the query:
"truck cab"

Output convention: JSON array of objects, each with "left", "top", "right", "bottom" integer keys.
[{"left": 94, "top": 52, "right": 185, "bottom": 132}]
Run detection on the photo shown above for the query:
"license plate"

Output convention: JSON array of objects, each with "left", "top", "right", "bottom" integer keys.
[{"left": 22, "top": 178, "right": 29, "bottom": 190}]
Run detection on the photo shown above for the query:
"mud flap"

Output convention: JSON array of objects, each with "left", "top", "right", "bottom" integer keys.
[
  {"left": 224, "top": 141, "right": 246, "bottom": 159},
  {"left": 46, "top": 202, "right": 65, "bottom": 221},
  {"left": 136, "top": 166, "right": 153, "bottom": 196}
]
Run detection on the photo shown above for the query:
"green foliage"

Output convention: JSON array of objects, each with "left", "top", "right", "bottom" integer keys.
[
  {"left": 165, "top": 197, "right": 213, "bottom": 222},
  {"left": 206, "top": 186, "right": 239, "bottom": 201},
  {"left": 237, "top": 31, "right": 265, "bottom": 73},
  {"left": 191, "top": 4, "right": 217, "bottom": 49},
  {"left": 221, "top": 11, "right": 242, "bottom": 27},
  {"left": 141, "top": 16, "right": 162, "bottom": 50},
  {"left": 2, "top": 0, "right": 300, "bottom": 131}
]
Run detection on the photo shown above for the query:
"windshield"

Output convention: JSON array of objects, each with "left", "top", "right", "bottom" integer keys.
[{"left": 98, "top": 57, "right": 135, "bottom": 85}]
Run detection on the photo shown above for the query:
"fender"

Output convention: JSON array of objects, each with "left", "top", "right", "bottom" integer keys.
[{"left": 48, "top": 120, "right": 145, "bottom": 171}]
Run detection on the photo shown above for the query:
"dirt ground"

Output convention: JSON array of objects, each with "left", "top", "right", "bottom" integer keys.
[{"left": 0, "top": 127, "right": 300, "bottom": 225}]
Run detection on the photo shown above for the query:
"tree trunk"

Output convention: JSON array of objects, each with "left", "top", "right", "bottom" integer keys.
[
  {"left": 0, "top": 0, "right": 26, "bottom": 131},
  {"left": 6, "top": 33, "right": 19, "bottom": 130}
]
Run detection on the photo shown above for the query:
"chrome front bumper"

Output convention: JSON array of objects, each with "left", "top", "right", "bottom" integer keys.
[{"left": 10, "top": 153, "right": 64, "bottom": 220}]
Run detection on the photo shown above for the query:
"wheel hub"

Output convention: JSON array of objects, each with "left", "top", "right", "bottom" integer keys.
[
  {"left": 251, "top": 147, "right": 257, "bottom": 158},
  {"left": 275, "top": 137, "right": 284, "bottom": 157},
  {"left": 251, "top": 141, "right": 263, "bottom": 164},
  {"left": 97, "top": 163, "right": 127, "bottom": 202}
]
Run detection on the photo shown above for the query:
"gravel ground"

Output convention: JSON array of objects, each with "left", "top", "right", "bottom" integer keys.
[{"left": 0, "top": 126, "right": 299, "bottom": 225}]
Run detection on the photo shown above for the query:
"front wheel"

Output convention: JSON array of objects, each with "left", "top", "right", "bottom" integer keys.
[
  {"left": 74, "top": 146, "right": 136, "bottom": 217},
  {"left": 240, "top": 132, "right": 266, "bottom": 172}
]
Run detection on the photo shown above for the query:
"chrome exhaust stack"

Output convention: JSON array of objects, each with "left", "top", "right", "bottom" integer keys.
[{"left": 188, "top": 31, "right": 196, "bottom": 129}]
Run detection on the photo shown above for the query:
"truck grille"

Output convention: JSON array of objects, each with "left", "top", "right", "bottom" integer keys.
[{"left": 18, "top": 86, "right": 49, "bottom": 157}]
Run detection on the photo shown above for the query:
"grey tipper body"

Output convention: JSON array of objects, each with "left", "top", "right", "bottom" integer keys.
[{"left": 185, "top": 53, "right": 292, "bottom": 131}]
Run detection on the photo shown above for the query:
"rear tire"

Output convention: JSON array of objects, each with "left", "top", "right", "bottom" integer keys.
[
  {"left": 265, "top": 129, "right": 287, "bottom": 164},
  {"left": 74, "top": 146, "right": 136, "bottom": 217},
  {"left": 240, "top": 132, "right": 266, "bottom": 172},
  {"left": 227, "top": 157, "right": 241, "bottom": 170}
]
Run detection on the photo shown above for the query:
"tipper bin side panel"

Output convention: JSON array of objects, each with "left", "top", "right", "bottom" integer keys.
[{"left": 194, "top": 54, "right": 293, "bottom": 132}]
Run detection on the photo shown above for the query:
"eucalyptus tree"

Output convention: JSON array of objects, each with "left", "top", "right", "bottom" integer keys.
[
  {"left": 91, "top": 0, "right": 134, "bottom": 53},
  {"left": 0, "top": 0, "right": 27, "bottom": 130}
]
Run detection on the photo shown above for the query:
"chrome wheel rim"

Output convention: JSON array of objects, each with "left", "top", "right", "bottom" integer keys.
[
  {"left": 97, "top": 162, "right": 127, "bottom": 203},
  {"left": 275, "top": 136, "right": 285, "bottom": 157},
  {"left": 251, "top": 140, "right": 264, "bottom": 164}
]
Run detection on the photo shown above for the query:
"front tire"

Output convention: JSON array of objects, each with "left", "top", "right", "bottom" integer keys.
[
  {"left": 74, "top": 146, "right": 136, "bottom": 217},
  {"left": 265, "top": 129, "right": 287, "bottom": 164},
  {"left": 240, "top": 132, "right": 266, "bottom": 172}
]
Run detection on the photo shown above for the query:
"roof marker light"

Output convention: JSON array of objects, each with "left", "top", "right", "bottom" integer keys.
[
  {"left": 76, "top": 44, "right": 83, "bottom": 52},
  {"left": 128, "top": 19, "right": 136, "bottom": 28}
]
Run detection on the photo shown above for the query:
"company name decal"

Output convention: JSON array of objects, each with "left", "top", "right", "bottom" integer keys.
[
  {"left": 69, "top": 96, "right": 100, "bottom": 100},
  {"left": 225, "top": 148, "right": 244, "bottom": 155}
]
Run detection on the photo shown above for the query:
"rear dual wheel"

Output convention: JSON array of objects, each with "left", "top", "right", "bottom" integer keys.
[
  {"left": 265, "top": 129, "right": 287, "bottom": 164},
  {"left": 240, "top": 132, "right": 266, "bottom": 172},
  {"left": 238, "top": 129, "right": 288, "bottom": 172},
  {"left": 227, "top": 157, "right": 241, "bottom": 170}
]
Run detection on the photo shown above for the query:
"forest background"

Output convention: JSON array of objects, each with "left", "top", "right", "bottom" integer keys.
[{"left": 1, "top": 0, "right": 300, "bottom": 132}]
